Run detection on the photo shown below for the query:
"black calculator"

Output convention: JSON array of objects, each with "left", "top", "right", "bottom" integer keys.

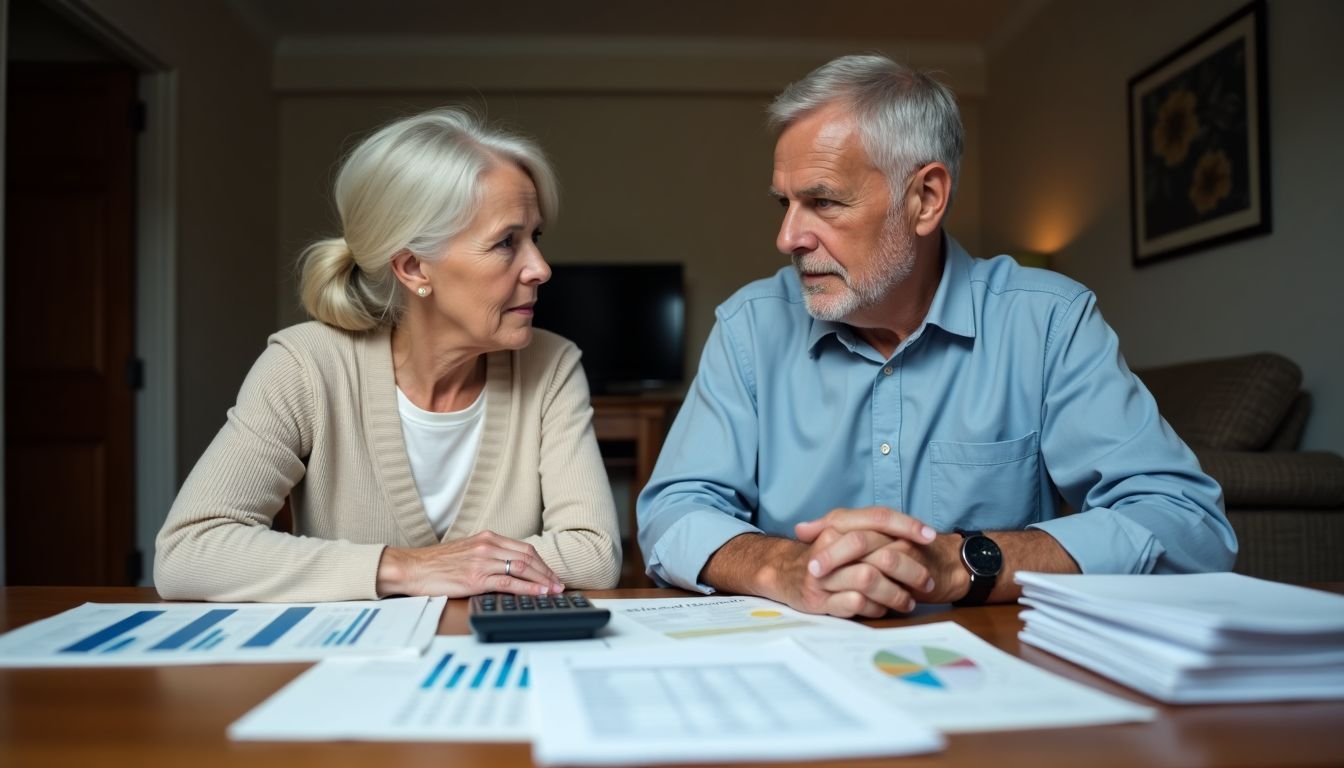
[{"left": 468, "top": 592, "right": 611, "bottom": 642}]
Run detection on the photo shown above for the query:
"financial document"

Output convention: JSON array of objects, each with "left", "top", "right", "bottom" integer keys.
[
  {"left": 793, "top": 622, "right": 1155, "bottom": 731},
  {"left": 0, "top": 597, "right": 443, "bottom": 666},
  {"left": 230, "top": 635, "right": 606, "bottom": 742},
  {"left": 595, "top": 595, "right": 868, "bottom": 644},
  {"left": 1016, "top": 572, "right": 1344, "bottom": 702},
  {"left": 529, "top": 641, "right": 942, "bottom": 765}
]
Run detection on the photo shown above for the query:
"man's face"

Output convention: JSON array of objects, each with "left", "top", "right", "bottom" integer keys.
[{"left": 771, "top": 103, "right": 915, "bottom": 322}]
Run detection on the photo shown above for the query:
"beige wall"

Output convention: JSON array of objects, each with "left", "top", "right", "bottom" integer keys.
[
  {"left": 275, "top": 59, "right": 984, "bottom": 383},
  {"left": 86, "top": 0, "right": 278, "bottom": 474},
  {"left": 983, "top": 0, "right": 1344, "bottom": 451}
]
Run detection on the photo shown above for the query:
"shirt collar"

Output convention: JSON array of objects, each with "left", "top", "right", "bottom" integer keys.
[
  {"left": 805, "top": 234, "right": 978, "bottom": 355},
  {"left": 924, "top": 235, "right": 977, "bottom": 340}
]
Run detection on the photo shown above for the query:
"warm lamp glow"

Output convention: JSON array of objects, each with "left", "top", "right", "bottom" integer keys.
[
  {"left": 1026, "top": 206, "right": 1089, "bottom": 254},
  {"left": 1012, "top": 251, "right": 1051, "bottom": 269}
]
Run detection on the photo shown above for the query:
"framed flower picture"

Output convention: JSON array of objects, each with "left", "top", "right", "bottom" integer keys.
[{"left": 1128, "top": 0, "right": 1271, "bottom": 266}]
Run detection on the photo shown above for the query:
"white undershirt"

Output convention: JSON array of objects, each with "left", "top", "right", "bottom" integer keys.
[{"left": 396, "top": 386, "right": 487, "bottom": 538}]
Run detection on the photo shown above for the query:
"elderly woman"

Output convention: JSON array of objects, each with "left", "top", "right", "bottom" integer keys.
[{"left": 155, "top": 108, "right": 621, "bottom": 601}]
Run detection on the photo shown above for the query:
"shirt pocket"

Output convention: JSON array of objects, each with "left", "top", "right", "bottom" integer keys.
[{"left": 928, "top": 431, "right": 1040, "bottom": 531}]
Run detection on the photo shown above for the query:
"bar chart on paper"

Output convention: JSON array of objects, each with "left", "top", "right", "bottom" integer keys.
[
  {"left": 229, "top": 636, "right": 535, "bottom": 742},
  {"left": 0, "top": 598, "right": 442, "bottom": 666}
]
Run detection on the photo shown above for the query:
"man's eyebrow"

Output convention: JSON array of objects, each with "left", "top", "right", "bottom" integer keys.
[
  {"left": 767, "top": 184, "right": 842, "bottom": 200},
  {"left": 800, "top": 184, "right": 841, "bottom": 199}
]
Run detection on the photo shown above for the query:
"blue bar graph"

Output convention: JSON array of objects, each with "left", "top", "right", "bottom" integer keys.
[
  {"left": 60, "top": 610, "right": 164, "bottom": 653},
  {"left": 101, "top": 637, "right": 136, "bottom": 653},
  {"left": 495, "top": 648, "right": 518, "bottom": 688},
  {"left": 241, "top": 607, "right": 314, "bottom": 648},
  {"left": 519, "top": 666, "right": 529, "bottom": 689},
  {"left": 149, "top": 609, "right": 237, "bottom": 651},
  {"left": 446, "top": 664, "right": 468, "bottom": 689},
  {"left": 347, "top": 608, "right": 381, "bottom": 645},
  {"left": 421, "top": 653, "right": 454, "bottom": 689},
  {"left": 334, "top": 608, "right": 368, "bottom": 645},
  {"left": 470, "top": 658, "right": 494, "bottom": 689},
  {"left": 190, "top": 628, "right": 223, "bottom": 650}
]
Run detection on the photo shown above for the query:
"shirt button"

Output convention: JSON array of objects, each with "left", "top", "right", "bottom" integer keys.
[
  {"left": 880, "top": 442, "right": 891, "bottom": 455},
  {"left": 883, "top": 366, "right": 893, "bottom": 376}
]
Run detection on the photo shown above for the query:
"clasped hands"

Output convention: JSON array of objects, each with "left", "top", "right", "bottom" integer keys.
[
  {"left": 782, "top": 506, "right": 968, "bottom": 618},
  {"left": 376, "top": 531, "right": 565, "bottom": 598}
]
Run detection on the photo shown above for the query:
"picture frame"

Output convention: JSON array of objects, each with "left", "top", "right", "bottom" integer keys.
[{"left": 1128, "top": 0, "right": 1271, "bottom": 267}]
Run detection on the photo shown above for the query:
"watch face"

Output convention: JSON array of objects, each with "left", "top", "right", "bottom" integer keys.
[{"left": 962, "top": 535, "right": 1003, "bottom": 576}]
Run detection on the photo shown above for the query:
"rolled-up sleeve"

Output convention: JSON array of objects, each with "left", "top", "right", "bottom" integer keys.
[
  {"left": 637, "top": 318, "right": 764, "bottom": 592},
  {"left": 1030, "top": 292, "right": 1237, "bottom": 574}
]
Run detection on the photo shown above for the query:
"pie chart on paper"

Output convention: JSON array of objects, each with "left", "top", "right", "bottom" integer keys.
[{"left": 872, "top": 646, "right": 984, "bottom": 690}]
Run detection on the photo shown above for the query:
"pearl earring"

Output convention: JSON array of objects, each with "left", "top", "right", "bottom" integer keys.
[{"left": 417, "top": 286, "right": 430, "bottom": 298}]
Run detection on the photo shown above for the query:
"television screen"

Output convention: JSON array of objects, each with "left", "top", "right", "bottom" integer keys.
[{"left": 534, "top": 263, "right": 685, "bottom": 394}]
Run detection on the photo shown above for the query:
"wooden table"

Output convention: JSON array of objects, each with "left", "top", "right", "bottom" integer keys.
[{"left": 2, "top": 586, "right": 1342, "bottom": 767}]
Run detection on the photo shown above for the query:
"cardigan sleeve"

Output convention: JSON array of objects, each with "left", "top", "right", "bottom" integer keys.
[
  {"left": 153, "top": 339, "right": 386, "bottom": 602},
  {"left": 526, "top": 343, "right": 623, "bottom": 589}
]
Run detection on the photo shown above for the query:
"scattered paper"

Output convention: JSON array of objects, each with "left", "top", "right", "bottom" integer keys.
[
  {"left": 792, "top": 622, "right": 1154, "bottom": 731},
  {"left": 0, "top": 597, "right": 443, "bottom": 666},
  {"left": 230, "top": 634, "right": 608, "bottom": 741},
  {"left": 528, "top": 641, "right": 943, "bottom": 765},
  {"left": 594, "top": 595, "right": 868, "bottom": 645}
]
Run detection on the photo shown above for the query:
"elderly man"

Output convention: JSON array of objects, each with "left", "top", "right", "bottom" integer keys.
[{"left": 637, "top": 54, "right": 1236, "bottom": 618}]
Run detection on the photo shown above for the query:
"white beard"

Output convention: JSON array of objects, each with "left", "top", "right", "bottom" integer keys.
[{"left": 794, "top": 209, "right": 915, "bottom": 322}]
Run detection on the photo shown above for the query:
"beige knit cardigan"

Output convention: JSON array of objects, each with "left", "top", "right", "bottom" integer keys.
[{"left": 155, "top": 322, "right": 621, "bottom": 601}]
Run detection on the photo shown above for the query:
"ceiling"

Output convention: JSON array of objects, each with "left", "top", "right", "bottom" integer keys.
[{"left": 229, "top": 0, "right": 1045, "bottom": 49}]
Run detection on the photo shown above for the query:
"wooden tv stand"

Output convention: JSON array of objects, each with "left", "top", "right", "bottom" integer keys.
[{"left": 590, "top": 394, "right": 681, "bottom": 587}]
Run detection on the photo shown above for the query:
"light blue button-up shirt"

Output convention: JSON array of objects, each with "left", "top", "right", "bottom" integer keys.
[{"left": 637, "top": 237, "right": 1236, "bottom": 592}]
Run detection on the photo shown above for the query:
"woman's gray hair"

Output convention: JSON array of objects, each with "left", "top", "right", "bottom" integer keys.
[
  {"left": 298, "top": 107, "right": 559, "bottom": 332},
  {"left": 767, "top": 54, "right": 964, "bottom": 202}
]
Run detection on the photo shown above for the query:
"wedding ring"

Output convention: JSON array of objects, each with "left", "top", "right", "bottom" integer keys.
[{"left": 504, "top": 559, "right": 512, "bottom": 577}]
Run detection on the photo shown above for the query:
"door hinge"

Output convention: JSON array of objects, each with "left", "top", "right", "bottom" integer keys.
[{"left": 126, "top": 357, "right": 145, "bottom": 390}]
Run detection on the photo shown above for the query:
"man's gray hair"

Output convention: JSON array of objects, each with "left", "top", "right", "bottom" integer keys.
[{"left": 768, "top": 54, "right": 964, "bottom": 202}]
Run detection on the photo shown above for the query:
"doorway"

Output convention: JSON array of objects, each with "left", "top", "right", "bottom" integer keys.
[{"left": 4, "top": 10, "right": 140, "bottom": 584}]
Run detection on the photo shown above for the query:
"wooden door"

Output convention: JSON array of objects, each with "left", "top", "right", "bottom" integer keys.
[{"left": 4, "top": 63, "right": 138, "bottom": 585}]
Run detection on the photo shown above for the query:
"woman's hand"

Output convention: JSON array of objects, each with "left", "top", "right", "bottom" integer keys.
[{"left": 375, "top": 531, "right": 564, "bottom": 597}]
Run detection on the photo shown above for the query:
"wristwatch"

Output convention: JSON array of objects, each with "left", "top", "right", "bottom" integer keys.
[{"left": 953, "top": 528, "right": 1003, "bottom": 607}]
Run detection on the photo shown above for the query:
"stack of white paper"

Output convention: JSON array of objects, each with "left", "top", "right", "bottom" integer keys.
[{"left": 1016, "top": 572, "right": 1344, "bottom": 703}]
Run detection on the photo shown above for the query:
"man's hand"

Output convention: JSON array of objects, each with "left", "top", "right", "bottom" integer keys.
[
  {"left": 700, "top": 507, "right": 953, "bottom": 618},
  {"left": 701, "top": 533, "right": 904, "bottom": 618},
  {"left": 796, "top": 506, "right": 968, "bottom": 606},
  {"left": 701, "top": 509, "right": 1079, "bottom": 617}
]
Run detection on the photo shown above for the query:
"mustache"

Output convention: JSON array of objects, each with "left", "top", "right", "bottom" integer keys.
[{"left": 792, "top": 254, "right": 850, "bottom": 281}]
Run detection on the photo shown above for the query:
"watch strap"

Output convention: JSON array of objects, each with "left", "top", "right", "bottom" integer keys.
[{"left": 953, "top": 528, "right": 998, "bottom": 607}]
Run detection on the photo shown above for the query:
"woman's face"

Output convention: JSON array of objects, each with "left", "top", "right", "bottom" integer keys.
[{"left": 421, "top": 161, "right": 551, "bottom": 353}]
